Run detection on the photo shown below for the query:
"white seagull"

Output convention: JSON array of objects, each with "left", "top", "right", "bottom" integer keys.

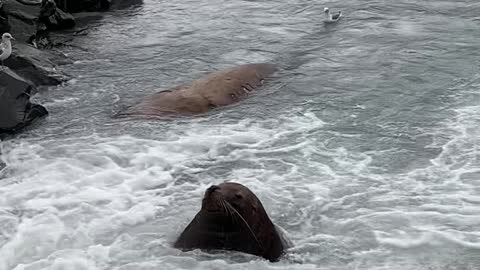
[
  {"left": 0, "top": 33, "right": 15, "bottom": 70},
  {"left": 324, "top": 7, "right": 342, "bottom": 23}
]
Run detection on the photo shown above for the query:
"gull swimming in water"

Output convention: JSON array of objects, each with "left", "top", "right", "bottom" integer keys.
[
  {"left": 324, "top": 7, "right": 342, "bottom": 23},
  {"left": 1, "top": 33, "right": 15, "bottom": 70}
]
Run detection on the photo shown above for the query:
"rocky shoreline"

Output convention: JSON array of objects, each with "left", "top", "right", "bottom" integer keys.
[{"left": 0, "top": 0, "right": 141, "bottom": 137}]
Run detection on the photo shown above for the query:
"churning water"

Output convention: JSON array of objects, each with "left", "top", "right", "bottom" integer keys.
[{"left": 1, "top": 0, "right": 479, "bottom": 269}]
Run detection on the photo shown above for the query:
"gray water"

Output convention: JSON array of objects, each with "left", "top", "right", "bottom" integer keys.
[{"left": 1, "top": 0, "right": 480, "bottom": 269}]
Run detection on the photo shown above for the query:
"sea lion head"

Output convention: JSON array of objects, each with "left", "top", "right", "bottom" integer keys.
[
  {"left": 175, "top": 182, "right": 286, "bottom": 262},
  {"left": 202, "top": 183, "right": 262, "bottom": 217},
  {"left": 200, "top": 182, "right": 268, "bottom": 248}
]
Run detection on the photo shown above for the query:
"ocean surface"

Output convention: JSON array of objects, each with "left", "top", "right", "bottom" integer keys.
[{"left": 1, "top": 0, "right": 479, "bottom": 269}]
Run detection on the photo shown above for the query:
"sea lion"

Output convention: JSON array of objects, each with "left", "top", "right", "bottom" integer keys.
[
  {"left": 174, "top": 182, "right": 291, "bottom": 262},
  {"left": 120, "top": 63, "right": 276, "bottom": 117}
]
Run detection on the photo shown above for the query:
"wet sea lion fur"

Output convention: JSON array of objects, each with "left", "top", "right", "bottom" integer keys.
[
  {"left": 121, "top": 63, "right": 277, "bottom": 117},
  {"left": 174, "top": 182, "right": 291, "bottom": 262}
]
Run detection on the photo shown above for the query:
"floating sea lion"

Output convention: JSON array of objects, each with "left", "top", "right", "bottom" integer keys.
[
  {"left": 120, "top": 63, "right": 277, "bottom": 117},
  {"left": 174, "top": 182, "right": 291, "bottom": 262}
]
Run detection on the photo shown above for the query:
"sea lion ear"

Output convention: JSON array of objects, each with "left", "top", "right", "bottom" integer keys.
[{"left": 235, "top": 192, "right": 243, "bottom": 199}]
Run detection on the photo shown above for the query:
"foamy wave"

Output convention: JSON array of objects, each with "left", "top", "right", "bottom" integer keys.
[
  {"left": 376, "top": 229, "right": 480, "bottom": 249},
  {"left": 0, "top": 111, "right": 329, "bottom": 269}
]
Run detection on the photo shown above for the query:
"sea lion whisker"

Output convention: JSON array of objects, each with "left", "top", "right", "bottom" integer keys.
[
  {"left": 222, "top": 199, "right": 235, "bottom": 220},
  {"left": 223, "top": 200, "right": 264, "bottom": 249},
  {"left": 220, "top": 200, "right": 229, "bottom": 215}
]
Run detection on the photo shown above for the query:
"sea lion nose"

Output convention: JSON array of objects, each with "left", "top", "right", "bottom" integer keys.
[{"left": 207, "top": 185, "right": 220, "bottom": 193}]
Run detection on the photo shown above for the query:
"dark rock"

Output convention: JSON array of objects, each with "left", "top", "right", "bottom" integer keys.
[
  {"left": 2, "top": 0, "right": 74, "bottom": 42},
  {"left": 54, "top": 0, "right": 110, "bottom": 13},
  {"left": 53, "top": 0, "right": 142, "bottom": 13},
  {"left": 0, "top": 67, "right": 48, "bottom": 133},
  {"left": 3, "top": 42, "right": 69, "bottom": 85},
  {"left": 38, "top": 0, "right": 74, "bottom": 30},
  {"left": 4, "top": 9, "right": 35, "bottom": 42},
  {"left": 22, "top": 0, "right": 75, "bottom": 48},
  {"left": 14, "top": 0, "right": 42, "bottom": 6},
  {"left": 110, "top": 0, "right": 143, "bottom": 9},
  {"left": 0, "top": 1, "right": 11, "bottom": 34}
]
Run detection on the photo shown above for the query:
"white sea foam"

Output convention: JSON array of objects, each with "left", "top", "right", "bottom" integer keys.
[
  {"left": 220, "top": 49, "right": 273, "bottom": 65},
  {"left": 376, "top": 229, "right": 480, "bottom": 249},
  {"left": 362, "top": 80, "right": 480, "bottom": 266}
]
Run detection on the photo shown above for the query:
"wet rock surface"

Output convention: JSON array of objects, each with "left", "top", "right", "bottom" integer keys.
[
  {"left": 53, "top": 0, "right": 143, "bottom": 13},
  {"left": 0, "top": 67, "right": 48, "bottom": 134},
  {"left": 4, "top": 42, "right": 69, "bottom": 85},
  {"left": 0, "top": 1, "right": 10, "bottom": 33}
]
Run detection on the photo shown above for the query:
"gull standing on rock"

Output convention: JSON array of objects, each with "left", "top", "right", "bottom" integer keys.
[{"left": 0, "top": 33, "right": 14, "bottom": 70}]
